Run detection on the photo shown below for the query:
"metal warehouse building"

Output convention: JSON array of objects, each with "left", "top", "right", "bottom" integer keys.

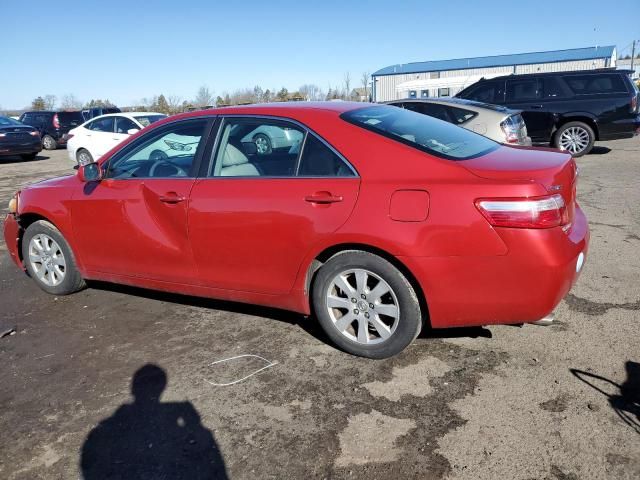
[{"left": 372, "top": 45, "right": 617, "bottom": 102}]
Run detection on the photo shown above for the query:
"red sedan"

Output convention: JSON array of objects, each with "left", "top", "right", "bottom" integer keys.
[{"left": 3, "top": 102, "right": 588, "bottom": 358}]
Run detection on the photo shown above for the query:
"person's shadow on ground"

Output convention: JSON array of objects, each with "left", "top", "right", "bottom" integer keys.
[{"left": 81, "top": 364, "right": 228, "bottom": 479}]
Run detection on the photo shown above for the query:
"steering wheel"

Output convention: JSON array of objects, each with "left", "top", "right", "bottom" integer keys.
[{"left": 149, "top": 159, "right": 188, "bottom": 177}]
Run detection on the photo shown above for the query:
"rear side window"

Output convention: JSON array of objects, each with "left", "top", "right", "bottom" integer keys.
[
  {"left": 115, "top": 116, "right": 139, "bottom": 134},
  {"left": 341, "top": 105, "right": 498, "bottom": 161},
  {"left": 563, "top": 74, "right": 627, "bottom": 94},
  {"left": 506, "top": 79, "right": 541, "bottom": 101},
  {"left": 298, "top": 134, "right": 355, "bottom": 177},
  {"left": 542, "top": 76, "right": 570, "bottom": 99}
]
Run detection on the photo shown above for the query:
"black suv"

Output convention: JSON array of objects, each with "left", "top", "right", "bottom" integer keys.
[
  {"left": 82, "top": 107, "right": 121, "bottom": 121},
  {"left": 19, "top": 111, "right": 85, "bottom": 150},
  {"left": 456, "top": 69, "right": 640, "bottom": 156}
]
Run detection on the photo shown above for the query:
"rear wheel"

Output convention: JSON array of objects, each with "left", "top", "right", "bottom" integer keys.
[
  {"left": 22, "top": 220, "right": 85, "bottom": 295},
  {"left": 77, "top": 149, "right": 94, "bottom": 165},
  {"left": 42, "top": 135, "right": 57, "bottom": 150},
  {"left": 312, "top": 251, "right": 422, "bottom": 359},
  {"left": 20, "top": 153, "right": 38, "bottom": 161},
  {"left": 554, "top": 121, "right": 595, "bottom": 157}
]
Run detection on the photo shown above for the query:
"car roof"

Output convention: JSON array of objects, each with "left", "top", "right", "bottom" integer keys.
[
  {"left": 473, "top": 67, "right": 629, "bottom": 82},
  {"left": 86, "top": 112, "right": 165, "bottom": 120},
  {"left": 385, "top": 98, "right": 517, "bottom": 114}
]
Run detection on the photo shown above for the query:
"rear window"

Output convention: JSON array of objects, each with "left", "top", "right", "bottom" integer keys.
[
  {"left": 341, "top": 105, "right": 498, "bottom": 161},
  {"left": 563, "top": 74, "right": 627, "bottom": 95},
  {"left": 132, "top": 114, "right": 167, "bottom": 127},
  {"left": 57, "top": 112, "right": 84, "bottom": 123}
]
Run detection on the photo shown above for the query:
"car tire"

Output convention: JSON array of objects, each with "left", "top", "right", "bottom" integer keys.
[
  {"left": 312, "top": 251, "right": 422, "bottom": 359},
  {"left": 20, "top": 153, "right": 38, "bottom": 161},
  {"left": 21, "top": 220, "right": 86, "bottom": 295},
  {"left": 554, "top": 121, "right": 595, "bottom": 157},
  {"left": 42, "top": 135, "right": 57, "bottom": 150},
  {"left": 253, "top": 133, "right": 272, "bottom": 155},
  {"left": 76, "top": 149, "right": 94, "bottom": 165}
]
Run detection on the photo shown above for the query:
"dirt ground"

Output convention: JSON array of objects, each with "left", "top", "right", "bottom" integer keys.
[{"left": 1, "top": 140, "right": 638, "bottom": 479}]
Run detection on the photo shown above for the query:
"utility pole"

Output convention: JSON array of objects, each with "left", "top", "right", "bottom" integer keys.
[{"left": 631, "top": 40, "right": 636, "bottom": 72}]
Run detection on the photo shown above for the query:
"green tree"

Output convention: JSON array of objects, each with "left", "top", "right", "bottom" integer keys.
[
  {"left": 215, "top": 96, "right": 225, "bottom": 107},
  {"left": 157, "top": 94, "right": 170, "bottom": 114},
  {"left": 31, "top": 96, "right": 46, "bottom": 110},
  {"left": 263, "top": 89, "right": 272, "bottom": 103},
  {"left": 276, "top": 87, "right": 289, "bottom": 102}
]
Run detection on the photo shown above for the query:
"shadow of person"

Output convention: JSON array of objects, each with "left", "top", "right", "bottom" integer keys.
[
  {"left": 81, "top": 364, "right": 228, "bottom": 479},
  {"left": 571, "top": 361, "right": 640, "bottom": 434}
]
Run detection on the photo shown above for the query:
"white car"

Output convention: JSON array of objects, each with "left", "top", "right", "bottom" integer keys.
[{"left": 67, "top": 112, "right": 166, "bottom": 165}]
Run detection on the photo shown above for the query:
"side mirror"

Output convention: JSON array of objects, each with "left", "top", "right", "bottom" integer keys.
[
  {"left": 127, "top": 128, "right": 140, "bottom": 135},
  {"left": 78, "top": 162, "right": 103, "bottom": 182}
]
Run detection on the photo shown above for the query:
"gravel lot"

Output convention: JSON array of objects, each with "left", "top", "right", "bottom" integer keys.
[{"left": 1, "top": 140, "right": 639, "bottom": 479}]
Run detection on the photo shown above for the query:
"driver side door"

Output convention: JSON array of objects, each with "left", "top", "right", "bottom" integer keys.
[{"left": 70, "top": 118, "right": 212, "bottom": 284}]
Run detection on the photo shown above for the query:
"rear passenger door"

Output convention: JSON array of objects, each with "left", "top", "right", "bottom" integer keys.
[
  {"left": 504, "top": 77, "right": 555, "bottom": 142},
  {"left": 188, "top": 116, "right": 360, "bottom": 294},
  {"left": 86, "top": 117, "right": 116, "bottom": 158}
]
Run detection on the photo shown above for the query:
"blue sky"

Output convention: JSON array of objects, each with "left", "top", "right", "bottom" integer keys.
[{"left": 2, "top": 0, "right": 638, "bottom": 109}]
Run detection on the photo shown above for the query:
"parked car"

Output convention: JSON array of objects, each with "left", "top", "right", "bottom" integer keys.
[
  {"left": 67, "top": 112, "right": 167, "bottom": 165},
  {"left": 386, "top": 98, "right": 531, "bottom": 146},
  {"left": 456, "top": 69, "right": 640, "bottom": 156},
  {"left": 240, "top": 124, "right": 304, "bottom": 154},
  {"left": 81, "top": 107, "right": 122, "bottom": 122},
  {"left": 19, "top": 110, "right": 84, "bottom": 150},
  {"left": 3, "top": 102, "right": 588, "bottom": 358},
  {"left": 0, "top": 115, "right": 42, "bottom": 161}
]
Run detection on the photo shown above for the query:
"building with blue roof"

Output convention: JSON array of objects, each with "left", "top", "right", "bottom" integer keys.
[{"left": 372, "top": 46, "right": 617, "bottom": 102}]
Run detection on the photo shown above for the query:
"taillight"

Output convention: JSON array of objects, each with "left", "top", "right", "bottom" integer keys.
[
  {"left": 29, "top": 131, "right": 40, "bottom": 137},
  {"left": 53, "top": 114, "right": 60, "bottom": 129},
  {"left": 475, "top": 194, "right": 569, "bottom": 229},
  {"left": 631, "top": 95, "right": 638, "bottom": 114}
]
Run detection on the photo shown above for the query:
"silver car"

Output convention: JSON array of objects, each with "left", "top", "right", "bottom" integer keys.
[
  {"left": 386, "top": 98, "right": 531, "bottom": 146},
  {"left": 241, "top": 125, "right": 304, "bottom": 154}
]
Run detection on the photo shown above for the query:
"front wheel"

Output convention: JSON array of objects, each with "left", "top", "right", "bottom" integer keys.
[
  {"left": 22, "top": 220, "right": 86, "bottom": 295},
  {"left": 76, "top": 149, "right": 94, "bottom": 166},
  {"left": 554, "top": 121, "right": 595, "bottom": 157},
  {"left": 312, "top": 251, "right": 422, "bottom": 359}
]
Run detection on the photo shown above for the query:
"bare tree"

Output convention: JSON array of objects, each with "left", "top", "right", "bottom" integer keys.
[
  {"left": 343, "top": 72, "right": 351, "bottom": 100},
  {"left": 361, "top": 71, "right": 370, "bottom": 101},
  {"left": 167, "top": 95, "right": 183, "bottom": 113},
  {"left": 43, "top": 94, "right": 57, "bottom": 110},
  {"left": 194, "top": 86, "right": 214, "bottom": 107},
  {"left": 60, "top": 94, "right": 82, "bottom": 109},
  {"left": 299, "top": 84, "right": 324, "bottom": 101}
]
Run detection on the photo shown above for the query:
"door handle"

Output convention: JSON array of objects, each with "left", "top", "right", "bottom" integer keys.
[
  {"left": 304, "top": 192, "right": 343, "bottom": 204},
  {"left": 159, "top": 193, "right": 186, "bottom": 204}
]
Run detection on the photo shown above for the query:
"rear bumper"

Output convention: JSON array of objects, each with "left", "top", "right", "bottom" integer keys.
[
  {"left": 0, "top": 141, "right": 42, "bottom": 157},
  {"left": 599, "top": 115, "right": 640, "bottom": 140},
  {"left": 2, "top": 214, "right": 23, "bottom": 269},
  {"left": 401, "top": 206, "right": 589, "bottom": 328}
]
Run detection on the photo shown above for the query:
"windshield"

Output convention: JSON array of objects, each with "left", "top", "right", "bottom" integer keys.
[
  {"left": 0, "top": 116, "right": 23, "bottom": 126},
  {"left": 133, "top": 115, "right": 167, "bottom": 127},
  {"left": 341, "top": 105, "right": 498, "bottom": 160}
]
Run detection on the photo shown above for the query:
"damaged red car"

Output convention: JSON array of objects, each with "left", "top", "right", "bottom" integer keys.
[{"left": 3, "top": 102, "right": 588, "bottom": 358}]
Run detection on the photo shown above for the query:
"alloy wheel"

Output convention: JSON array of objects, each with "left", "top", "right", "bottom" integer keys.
[
  {"left": 559, "top": 126, "right": 590, "bottom": 154},
  {"left": 42, "top": 136, "right": 55, "bottom": 149},
  {"left": 78, "top": 151, "right": 92, "bottom": 165},
  {"left": 326, "top": 268, "right": 400, "bottom": 345},
  {"left": 28, "top": 233, "right": 66, "bottom": 287},
  {"left": 254, "top": 135, "right": 269, "bottom": 154}
]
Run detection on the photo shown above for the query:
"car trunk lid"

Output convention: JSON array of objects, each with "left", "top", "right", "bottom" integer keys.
[{"left": 463, "top": 146, "right": 578, "bottom": 225}]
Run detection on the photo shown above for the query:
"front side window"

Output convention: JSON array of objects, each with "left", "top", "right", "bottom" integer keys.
[
  {"left": 87, "top": 117, "right": 115, "bottom": 133},
  {"left": 464, "top": 82, "right": 498, "bottom": 103},
  {"left": 132, "top": 114, "right": 166, "bottom": 127},
  {"left": 563, "top": 74, "right": 627, "bottom": 95},
  {"left": 106, "top": 119, "right": 207, "bottom": 179},
  {"left": 115, "top": 116, "right": 139, "bottom": 134},
  {"left": 506, "top": 79, "right": 541, "bottom": 101},
  {"left": 210, "top": 118, "right": 304, "bottom": 177},
  {"left": 341, "top": 105, "right": 498, "bottom": 161}
]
